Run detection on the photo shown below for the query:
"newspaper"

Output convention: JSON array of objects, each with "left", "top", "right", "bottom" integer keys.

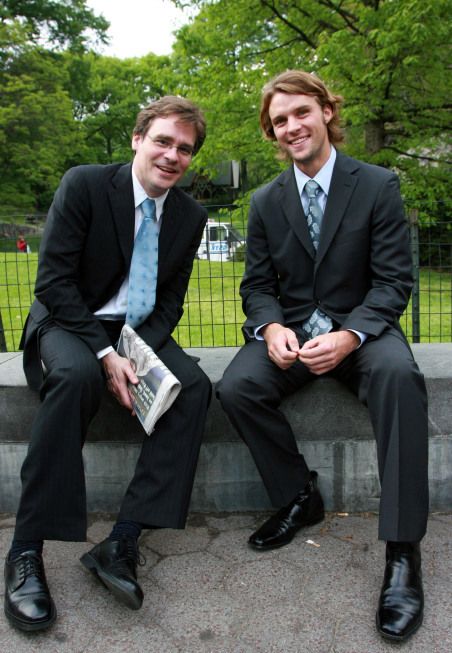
[{"left": 117, "top": 324, "right": 181, "bottom": 435}]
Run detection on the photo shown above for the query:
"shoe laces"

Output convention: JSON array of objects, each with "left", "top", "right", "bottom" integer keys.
[
  {"left": 15, "top": 553, "right": 44, "bottom": 582},
  {"left": 118, "top": 536, "right": 146, "bottom": 567}
]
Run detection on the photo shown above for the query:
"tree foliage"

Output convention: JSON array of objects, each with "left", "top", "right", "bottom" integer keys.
[
  {"left": 170, "top": 0, "right": 451, "bottom": 203},
  {"left": 0, "top": 1, "right": 112, "bottom": 212},
  {"left": 0, "top": 0, "right": 450, "bottom": 213},
  {"left": 0, "top": 1, "right": 164, "bottom": 212},
  {"left": 0, "top": 0, "right": 109, "bottom": 51},
  {"left": 0, "top": 37, "right": 79, "bottom": 210},
  {"left": 65, "top": 52, "right": 169, "bottom": 165}
]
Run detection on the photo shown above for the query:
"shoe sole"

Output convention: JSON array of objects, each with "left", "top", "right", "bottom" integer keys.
[
  {"left": 80, "top": 553, "right": 143, "bottom": 610},
  {"left": 4, "top": 602, "right": 57, "bottom": 632},
  {"left": 376, "top": 613, "right": 423, "bottom": 642},
  {"left": 248, "top": 512, "right": 325, "bottom": 551}
]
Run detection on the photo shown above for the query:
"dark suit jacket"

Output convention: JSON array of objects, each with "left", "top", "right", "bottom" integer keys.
[
  {"left": 22, "top": 163, "right": 207, "bottom": 389},
  {"left": 241, "top": 151, "right": 413, "bottom": 339}
]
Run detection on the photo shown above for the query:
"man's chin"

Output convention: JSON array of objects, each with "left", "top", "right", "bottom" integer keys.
[
  {"left": 148, "top": 176, "right": 180, "bottom": 196},
  {"left": 157, "top": 171, "right": 181, "bottom": 186},
  {"left": 291, "top": 148, "right": 312, "bottom": 164}
]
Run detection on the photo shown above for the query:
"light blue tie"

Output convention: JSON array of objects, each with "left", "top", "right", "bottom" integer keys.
[
  {"left": 302, "top": 180, "right": 333, "bottom": 338},
  {"left": 126, "top": 198, "right": 158, "bottom": 329}
]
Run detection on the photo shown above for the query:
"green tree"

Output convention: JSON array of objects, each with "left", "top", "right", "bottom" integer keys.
[
  {"left": 0, "top": 42, "right": 80, "bottom": 211},
  {"left": 0, "top": 0, "right": 108, "bottom": 51},
  {"left": 171, "top": 0, "right": 451, "bottom": 202},
  {"left": 0, "top": 0, "right": 109, "bottom": 213},
  {"left": 169, "top": 1, "right": 286, "bottom": 188},
  {"left": 66, "top": 52, "right": 170, "bottom": 165}
]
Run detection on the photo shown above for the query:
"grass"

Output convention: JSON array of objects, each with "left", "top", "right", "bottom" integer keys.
[
  {"left": 0, "top": 253, "right": 38, "bottom": 350},
  {"left": 0, "top": 253, "right": 450, "bottom": 352}
]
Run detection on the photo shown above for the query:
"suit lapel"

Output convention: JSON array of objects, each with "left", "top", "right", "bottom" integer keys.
[
  {"left": 279, "top": 168, "right": 316, "bottom": 258},
  {"left": 157, "top": 189, "right": 184, "bottom": 267},
  {"left": 316, "top": 153, "right": 358, "bottom": 267},
  {"left": 108, "top": 168, "right": 183, "bottom": 276},
  {"left": 108, "top": 163, "right": 135, "bottom": 266}
]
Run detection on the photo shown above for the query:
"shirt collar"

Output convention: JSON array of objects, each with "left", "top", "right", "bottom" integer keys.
[
  {"left": 132, "top": 169, "right": 169, "bottom": 221},
  {"left": 293, "top": 146, "right": 336, "bottom": 197}
]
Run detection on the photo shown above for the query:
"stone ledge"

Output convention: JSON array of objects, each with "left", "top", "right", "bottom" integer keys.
[{"left": 0, "top": 344, "right": 451, "bottom": 513}]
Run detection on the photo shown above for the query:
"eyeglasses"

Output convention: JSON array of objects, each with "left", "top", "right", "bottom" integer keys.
[{"left": 147, "top": 136, "right": 194, "bottom": 159}]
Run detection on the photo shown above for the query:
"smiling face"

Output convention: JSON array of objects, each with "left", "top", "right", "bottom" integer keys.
[
  {"left": 268, "top": 92, "right": 333, "bottom": 178},
  {"left": 131, "top": 115, "right": 196, "bottom": 197}
]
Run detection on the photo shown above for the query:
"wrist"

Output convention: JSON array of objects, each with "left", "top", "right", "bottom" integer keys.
[
  {"left": 340, "top": 329, "right": 360, "bottom": 350},
  {"left": 262, "top": 322, "right": 283, "bottom": 341}
]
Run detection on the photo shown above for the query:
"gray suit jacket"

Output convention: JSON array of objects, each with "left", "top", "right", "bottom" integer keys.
[{"left": 241, "top": 151, "right": 412, "bottom": 339}]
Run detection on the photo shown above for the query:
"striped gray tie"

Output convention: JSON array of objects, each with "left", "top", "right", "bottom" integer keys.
[{"left": 302, "top": 180, "right": 333, "bottom": 338}]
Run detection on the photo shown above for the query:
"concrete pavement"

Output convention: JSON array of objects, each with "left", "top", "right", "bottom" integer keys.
[{"left": 0, "top": 511, "right": 450, "bottom": 653}]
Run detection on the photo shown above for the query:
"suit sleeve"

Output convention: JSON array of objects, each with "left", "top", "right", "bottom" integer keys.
[
  {"left": 341, "top": 173, "right": 413, "bottom": 337},
  {"left": 240, "top": 194, "right": 285, "bottom": 337},
  {"left": 34, "top": 167, "right": 111, "bottom": 354},
  {"left": 138, "top": 207, "right": 208, "bottom": 352}
]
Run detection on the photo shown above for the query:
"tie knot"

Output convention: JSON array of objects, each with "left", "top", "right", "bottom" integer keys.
[
  {"left": 141, "top": 198, "right": 156, "bottom": 220},
  {"left": 305, "top": 179, "right": 320, "bottom": 199}
]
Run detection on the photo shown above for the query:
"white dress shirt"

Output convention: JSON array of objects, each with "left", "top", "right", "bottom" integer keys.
[
  {"left": 255, "top": 146, "right": 366, "bottom": 345},
  {"left": 94, "top": 171, "right": 168, "bottom": 358},
  {"left": 293, "top": 145, "right": 336, "bottom": 214}
]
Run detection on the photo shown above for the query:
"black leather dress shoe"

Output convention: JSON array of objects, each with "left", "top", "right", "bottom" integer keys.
[
  {"left": 4, "top": 551, "right": 56, "bottom": 632},
  {"left": 249, "top": 471, "right": 325, "bottom": 550},
  {"left": 376, "top": 541, "right": 424, "bottom": 641},
  {"left": 80, "top": 536, "right": 144, "bottom": 609}
]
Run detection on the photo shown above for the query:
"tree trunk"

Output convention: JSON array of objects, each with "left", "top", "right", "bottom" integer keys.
[
  {"left": 364, "top": 120, "right": 385, "bottom": 155},
  {"left": 240, "top": 159, "right": 248, "bottom": 193}
]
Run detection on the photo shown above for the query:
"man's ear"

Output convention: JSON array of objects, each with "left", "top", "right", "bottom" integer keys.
[
  {"left": 323, "top": 105, "right": 333, "bottom": 125},
  {"left": 131, "top": 133, "right": 141, "bottom": 152}
]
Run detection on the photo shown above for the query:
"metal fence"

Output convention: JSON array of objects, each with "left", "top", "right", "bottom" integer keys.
[{"left": 0, "top": 204, "right": 450, "bottom": 352}]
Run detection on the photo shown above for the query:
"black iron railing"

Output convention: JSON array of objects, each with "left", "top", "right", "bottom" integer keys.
[{"left": 0, "top": 203, "right": 450, "bottom": 351}]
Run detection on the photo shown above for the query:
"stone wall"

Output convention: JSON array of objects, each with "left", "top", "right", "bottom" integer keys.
[{"left": 1, "top": 345, "right": 451, "bottom": 514}]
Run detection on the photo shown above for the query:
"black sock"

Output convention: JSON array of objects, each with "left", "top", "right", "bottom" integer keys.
[
  {"left": 109, "top": 520, "right": 142, "bottom": 541},
  {"left": 9, "top": 539, "right": 43, "bottom": 560}
]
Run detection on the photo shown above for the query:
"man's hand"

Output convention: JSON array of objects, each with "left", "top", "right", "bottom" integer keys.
[
  {"left": 262, "top": 323, "right": 300, "bottom": 369},
  {"left": 298, "top": 330, "right": 359, "bottom": 375},
  {"left": 101, "top": 351, "right": 139, "bottom": 413}
]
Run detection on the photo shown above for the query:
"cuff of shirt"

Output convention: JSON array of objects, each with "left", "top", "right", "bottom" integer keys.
[
  {"left": 254, "top": 324, "right": 268, "bottom": 340},
  {"left": 96, "top": 345, "right": 114, "bottom": 359},
  {"left": 347, "top": 329, "right": 367, "bottom": 348},
  {"left": 255, "top": 324, "right": 366, "bottom": 347}
]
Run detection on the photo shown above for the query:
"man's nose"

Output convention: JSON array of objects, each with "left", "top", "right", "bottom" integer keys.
[
  {"left": 287, "top": 115, "right": 301, "bottom": 132},
  {"left": 163, "top": 146, "right": 178, "bottom": 161}
]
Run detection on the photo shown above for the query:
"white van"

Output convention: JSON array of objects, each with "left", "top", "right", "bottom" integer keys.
[{"left": 197, "top": 220, "right": 244, "bottom": 261}]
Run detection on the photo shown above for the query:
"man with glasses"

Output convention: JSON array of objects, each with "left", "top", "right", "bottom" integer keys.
[{"left": 5, "top": 96, "right": 211, "bottom": 631}]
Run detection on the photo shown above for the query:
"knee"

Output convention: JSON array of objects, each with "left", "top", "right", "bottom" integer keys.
[
  {"left": 217, "top": 367, "right": 253, "bottom": 414},
  {"left": 181, "top": 363, "right": 211, "bottom": 402},
  {"left": 369, "top": 354, "right": 424, "bottom": 392},
  {"left": 216, "top": 371, "right": 233, "bottom": 408},
  {"left": 196, "top": 367, "right": 212, "bottom": 403},
  {"left": 48, "top": 355, "right": 103, "bottom": 396}
]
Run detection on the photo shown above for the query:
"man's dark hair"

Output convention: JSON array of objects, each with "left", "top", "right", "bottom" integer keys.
[{"left": 133, "top": 95, "right": 206, "bottom": 154}]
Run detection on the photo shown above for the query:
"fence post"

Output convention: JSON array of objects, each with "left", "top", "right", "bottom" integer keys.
[
  {"left": 0, "top": 318, "right": 6, "bottom": 351},
  {"left": 409, "top": 209, "right": 421, "bottom": 343}
]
